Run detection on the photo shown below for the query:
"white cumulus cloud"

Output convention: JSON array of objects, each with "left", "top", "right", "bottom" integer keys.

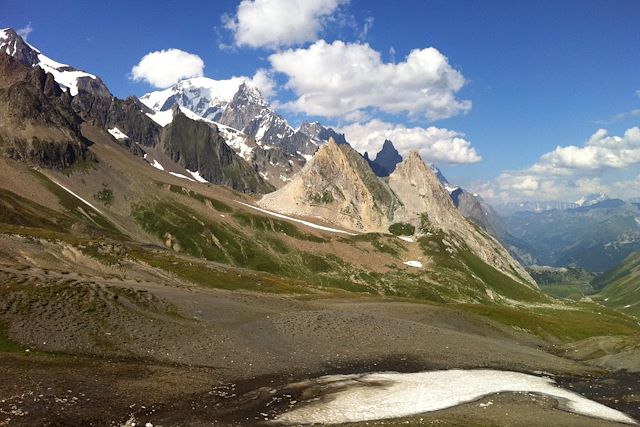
[
  {"left": 530, "top": 127, "right": 640, "bottom": 175},
  {"left": 250, "top": 68, "right": 276, "bottom": 98},
  {"left": 224, "top": 0, "right": 347, "bottom": 49},
  {"left": 340, "top": 119, "right": 481, "bottom": 165},
  {"left": 479, "top": 126, "right": 640, "bottom": 203},
  {"left": 269, "top": 40, "right": 471, "bottom": 121},
  {"left": 131, "top": 49, "right": 205, "bottom": 88}
]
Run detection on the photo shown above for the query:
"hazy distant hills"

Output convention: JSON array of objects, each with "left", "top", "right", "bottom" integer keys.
[{"left": 503, "top": 199, "right": 640, "bottom": 272}]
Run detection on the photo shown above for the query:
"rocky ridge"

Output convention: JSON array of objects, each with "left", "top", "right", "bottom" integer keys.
[
  {"left": 0, "top": 52, "right": 90, "bottom": 168},
  {"left": 260, "top": 140, "right": 534, "bottom": 285}
]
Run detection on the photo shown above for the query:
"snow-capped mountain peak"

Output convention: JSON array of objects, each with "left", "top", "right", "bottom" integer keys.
[
  {"left": 575, "top": 192, "right": 609, "bottom": 207},
  {"left": 0, "top": 28, "right": 107, "bottom": 97},
  {"left": 138, "top": 76, "right": 253, "bottom": 121}
]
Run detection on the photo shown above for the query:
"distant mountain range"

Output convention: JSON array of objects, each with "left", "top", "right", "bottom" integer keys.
[
  {"left": 496, "top": 193, "right": 610, "bottom": 215},
  {"left": 502, "top": 199, "right": 640, "bottom": 272}
]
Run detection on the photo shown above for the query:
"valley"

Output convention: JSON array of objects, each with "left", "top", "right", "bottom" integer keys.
[{"left": 1, "top": 19, "right": 640, "bottom": 427}]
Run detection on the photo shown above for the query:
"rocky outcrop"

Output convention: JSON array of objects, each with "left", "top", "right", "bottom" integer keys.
[
  {"left": 388, "top": 152, "right": 534, "bottom": 284},
  {"left": 72, "top": 92, "right": 162, "bottom": 153},
  {"left": 367, "top": 139, "right": 403, "bottom": 176},
  {"left": 250, "top": 145, "right": 304, "bottom": 187},
  {"left": 0, "top": 53, "right": 90, "bottom": 168},
  {"left": 0, "top": 28, "right": 111, "bottom": 99},
  {"left": 258, "top": 138, "right": 400, "bottom": 231},
  {"left": 161, "top": 111, "right": 274, "bottom": 193},
  {"left": 0, "top": 27, "right": 152, "bottom": 158}
]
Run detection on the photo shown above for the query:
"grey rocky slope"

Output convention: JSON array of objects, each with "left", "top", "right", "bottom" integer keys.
[
  {"left": 260, "top": 139, "right": 534, "bottom": 285},
  {"left": 0, "top": 52, "right": 90, "bottom": 168},
  {"left": 161, "top": 110, "right": 273, "bottom": 193},
  {"left": 0, "top": 29, "right": 272, "bottom": 194}
]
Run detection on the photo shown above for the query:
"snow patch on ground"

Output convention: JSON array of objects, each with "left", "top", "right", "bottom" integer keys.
[
  {"left": 217, "top": 123, "right": 254, "bottom": 160},
  {"left": 444, "top": 185, "right": 460, "bottom": 194},
  {"left": 169, "top": 172, "right": 195, "bottom": 182},
  {"left": 255, "top": 123, "right": 268, "bottom": 141},
  {"left": 47, "top": 177, "right": 103, "bottom": 215},
  {"left": 297, "top": 151, "right": 314, "bottom": 162},
  {"left": 146, "top": 110, "right": 174, "bottom": 127},
  {"left": 107, "top": 127, "right": 128, "bottom": 140},
  {"left": 398, "top": 236, "right": 414, "bottom": 243},
  {"left": 275, "top": 370, "right": 637, "bottom": 425},
  {"left": 186, "top": 169, "right": 208, "bottom": 183},
  {"left": 149, "top": 160, "right": 164, "bottom": 171},
  {"left": 237, "top": 202, "right": 356, "bottom": 235},
  {"left": 403, "top": 260, "right": 422, "bottom": 268}
]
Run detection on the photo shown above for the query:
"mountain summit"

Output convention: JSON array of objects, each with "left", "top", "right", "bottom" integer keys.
[
  {"left": 259, "top": 138, "right": 400, "bottom": 231},
  {"left": 0, "top": 28, "right": 111, "bottom": 98},
  {"left": 365, "top": 139, "right": 403, "bottom": 177}
]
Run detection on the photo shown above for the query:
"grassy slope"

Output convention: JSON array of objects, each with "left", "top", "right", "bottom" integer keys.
[
  {"left": 528, "top": 267, "right": 596, "bottom": 300},
  {"left": 0, "top": 145, "right": 638, "bottom": 345},
  {"left": 592, "top": 250, "right": 640, "bottom": 316}
]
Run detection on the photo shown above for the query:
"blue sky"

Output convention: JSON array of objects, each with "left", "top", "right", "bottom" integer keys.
[{"left": 4, "top": 0, "right": 640, "bottom": 202}]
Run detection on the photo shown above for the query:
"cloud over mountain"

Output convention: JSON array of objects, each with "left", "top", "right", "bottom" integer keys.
[
  {"left": 131, "top": 49, "right": 205, "bottom": 88},
  {"left": 340, "top": 119, "right": 481, "bottom": 164},
  {"left": 479, "top": 127, "right": 640, "bottom": 202},
  {"left": 269, "top": 40, "right": 471, "bottom": 121}
]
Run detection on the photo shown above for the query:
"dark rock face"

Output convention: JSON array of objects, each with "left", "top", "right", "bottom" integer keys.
[
  {"left": 298, "top": 121, "right": 348, "bottom": 146},
  {"left": 366, "top": 139, "right": 403, "bottom": 177},
  {"left": 374, "top": 140, "right": 403, "bottom": 175},
  {"left": 1, "top": 28, "right": 112, "bottom": 100},
  {"left": 72, "top": 91, "right": 162, "bottom": 153},
  {"left": 161, "top": 112, "right": 274, "bottom": 194},
  {"left": 0, "top": 28, "right": 41, "bottom": 66},
  {"left": 0, "top": 53, "right": 90, "bottom": 168}
]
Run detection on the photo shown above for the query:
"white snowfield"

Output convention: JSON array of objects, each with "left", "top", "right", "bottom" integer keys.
[
  {"left": 145, "top": 109, "right": 174, "bottom": 127},
  {"left": 403, "top": 260, "right": 422, "bottom": 268},
  {"left": 274, "top": 370, "right": 637, "bottom": 425},
  {"left": 107, "top": 127, "right": 128, "bottom": 140},
  {"left": 398, "top": 236, "right": 414, "bottom": 243},
  {"left": 37, "top": 53, "right": 97, "bottom": 96},
  {"left": 237, "top": 202, "right": 356, "bottom": 235}
]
